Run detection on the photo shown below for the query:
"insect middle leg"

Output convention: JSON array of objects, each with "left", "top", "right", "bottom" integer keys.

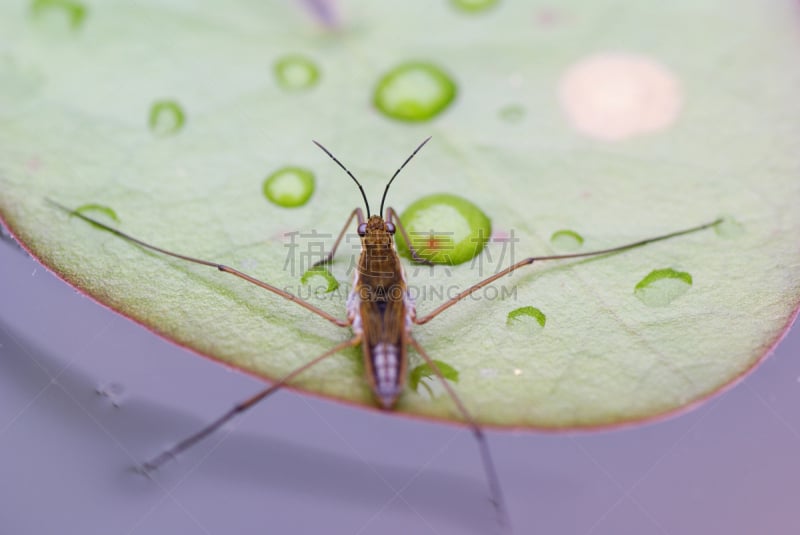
[
  {"left": 415, "top": 218, "right": 722, "bottom": 325},
  {"left": 386, "top": 206, "right": 434, "bottom": 265},
  {"left": 407, "top": 336, "right": 510, "bottom": 531}
]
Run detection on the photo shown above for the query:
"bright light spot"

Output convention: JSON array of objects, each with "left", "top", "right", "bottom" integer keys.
[
  {"left": 558, "top": 53, "right": 682, "bottom": 141},
  {"left": 513, "top": 368, "right": 523, "bottom": 376}
]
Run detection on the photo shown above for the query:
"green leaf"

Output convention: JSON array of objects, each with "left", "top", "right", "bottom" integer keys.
[{"left": 1, "top": 1, "right": 799, "bottom": 428}]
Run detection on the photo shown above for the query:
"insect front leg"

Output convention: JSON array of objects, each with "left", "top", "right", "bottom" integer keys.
[
  {"left": 49, "top": 199, "right": 351, "bottom": 327},
  {"left": 312, "top": 207, "right": 364, "bottom": 268},
  {"left": 386, "top": 206, "right": 433, "bottom": 266}
]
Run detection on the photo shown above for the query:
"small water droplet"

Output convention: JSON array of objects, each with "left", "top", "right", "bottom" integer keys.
[
  {"left": 72, "top": 203, "right": 119, "bottom": 223},
  {"left": 149, "top": 100, "right": 185, "bottom": 136},
  {"left": 373, "top": 62, "right": 457, "bottom": 122},
  {"left": 507, "top": 306, "right": 546, "bottom": 329},
  {"left": 30, "top": 0, "right": 88, "bottom": 30},
  {"left": 498, "top": 104, "right": 525, "bottom": 123},
  {"left": 450, "top": 0, "right": 499, "bottom": 13},
  {"left": 397, "top": 193, "right": 491, "bottom": 265},
  {"left": 410, "top": 360, "right": 459, "bottom": 398},
  {"left": 634, "top": 268, "right": 692, "bottom": 307},
  {"left": 550, "top": 229, "right": 584, "bottom": 251},
  {"left": 300, "top": 266, "right": 339, "bottom": 293},
  {"left": 263, "top": 166, "right": 315, "bottom": 208},
  {"left": 714, "top": 215, "right": 744, "bottom": 239},
  {"left": 274, "top": 55, "right": 320, "bottom": 91}
]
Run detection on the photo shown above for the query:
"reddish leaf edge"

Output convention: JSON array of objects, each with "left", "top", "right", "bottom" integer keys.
[{"left": 2, "top": 208, "right": 797, "bottom": 434}]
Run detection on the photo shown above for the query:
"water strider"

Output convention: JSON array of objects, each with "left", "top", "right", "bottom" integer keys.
[{"left": 49, "top": 138, "right": 721, "bottom": 532}]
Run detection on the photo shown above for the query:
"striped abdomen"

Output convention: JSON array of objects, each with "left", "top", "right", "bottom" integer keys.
[
  {"left": 369, "top": 342, "right": 403, "bottom": 408},
  {"left": 348, "top": 265, "right": 414, "bottom": 409}
]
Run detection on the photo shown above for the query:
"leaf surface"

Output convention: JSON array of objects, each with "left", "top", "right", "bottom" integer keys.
[{"left": 1, "top": 0, "right": 799, "bottom": 427}]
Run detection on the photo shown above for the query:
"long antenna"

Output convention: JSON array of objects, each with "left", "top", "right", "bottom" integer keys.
[
  {"left": 379, "top": 136, "right": 432, "bottom": 217},
  {"left": 313, "top": 140, "right": 371, "bottom": 216}
]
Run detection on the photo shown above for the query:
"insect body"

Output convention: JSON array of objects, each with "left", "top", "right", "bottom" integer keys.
[
  {"left": 50, "top": 138, "right": 721, "bottom": 533},
  {"left": 349, "top": 213, "right": 412, "bottom": 408}
]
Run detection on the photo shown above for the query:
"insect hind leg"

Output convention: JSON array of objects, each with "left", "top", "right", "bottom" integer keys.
[
  {"left": 137, "top": 336, "right": 361, "bottom": 473},
  {"left": 407, "top": 336, "right": 511, "bottom": 532}
]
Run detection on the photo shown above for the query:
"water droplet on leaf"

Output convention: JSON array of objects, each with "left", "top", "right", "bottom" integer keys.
[
  {"left": 274, "top": 55, "right": 320, "bottom": 91},
  {"left": 714, "top": 215, "right": 744, "bottom": 239},
  {"left": 410, "top": 360, "right": 459, "bottom": 398},
  {"left": 634, "top": 268, "right": 692, "bottom": 307},
  {"left": 550, "top": 229, "right": 584, "bottom": 251},
  {"left": 300, "top": 266, "right": 339, "bottom": 293},
  {"left": 263, "top": 166, "right": 315, "bottom": 208},
  {"left": 397, "top": 193, "right": 491, "bottom": 264},
  {"left": 507, "top": 306, "right": 546, "bottom": 329},
  {"left": 373, "top": 61, "right": 457, "bottom": 122},
  {"left": 149, "top": 100, "right": 185, "bottom": 136}
]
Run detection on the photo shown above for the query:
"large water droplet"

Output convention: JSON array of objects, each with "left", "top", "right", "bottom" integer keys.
[
  {"left": 149, "top": 100, "right": 185, "bottom": 136},
  {"left": 274, "top": 55, "right": 320, "bottom": 91},
  {"left": 263, "top": 166, "right": 315, "bottom": 208},
  {"left": 634, "top": 268, "right": 692, "bottom": 307},
  {"left": 373, "top": 62, "right": 457, "bottom": 122},
  {"left": 397, "top": 193, "right": 491, "bottom": 265}
]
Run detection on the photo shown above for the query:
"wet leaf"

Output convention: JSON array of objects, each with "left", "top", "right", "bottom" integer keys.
[{"left": 1, "top": 1, "right": 799, "bottom": 427}]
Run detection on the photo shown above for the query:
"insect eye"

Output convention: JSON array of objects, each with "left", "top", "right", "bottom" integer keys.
[
  {"left": 357, "top": 223, "right": 367, "bottom": 236},
  {"left": 385, "top": 222, "right": 395, "bottom": 234}
]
